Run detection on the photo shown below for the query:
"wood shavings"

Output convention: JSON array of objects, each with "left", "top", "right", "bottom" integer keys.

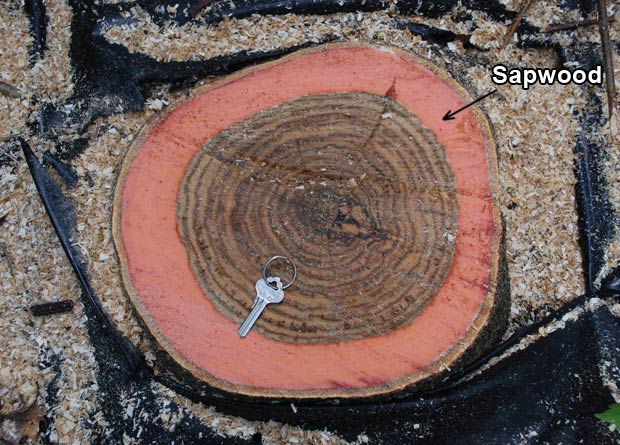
[
  {"left": 105, "top": 10, "right": 326, "bottom": 62},
  {"left": 0, "top": 161, "right": 100, "bottom": 443},
  {"left": 0, "top": 2, "right": 100, "bottom": 444},
  {"left": 1, "top": 0, "right": 619, "bottom": 443},
  {"left": 464, "top": 54, "right": 585, "bottom": 330},
  {"left": 463, "top": 305, "right": 585, "bottom": 381},
  {"left": 524, "top": 0, "right": 581, "bottom": 31},
  {"left": 0, "top": 4, "right": 31, "bottom": 140},
  {"left": 154, "top": 383, "right": 351, "bottom": 444}
]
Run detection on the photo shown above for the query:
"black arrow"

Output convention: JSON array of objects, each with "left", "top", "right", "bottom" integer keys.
[{"left": 442, "top": 89, "right": 497, "bottom": 121}]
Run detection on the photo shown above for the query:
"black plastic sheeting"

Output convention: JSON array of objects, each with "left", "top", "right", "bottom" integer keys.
[
  {"left": 24, "top": 0, "right": 47, "bottom": 61},
  {"left": 14, "top": 0, "right": 620, "bottom": 443}
]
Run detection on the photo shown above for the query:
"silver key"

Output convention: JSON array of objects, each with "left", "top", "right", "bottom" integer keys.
[{"left": 238, "top": 277, "right": 284, "bottom": 337}]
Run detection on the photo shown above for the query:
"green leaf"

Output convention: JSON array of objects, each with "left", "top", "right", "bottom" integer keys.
[{"left": 596, "top": 403, "right": 620, "bottom": 428}]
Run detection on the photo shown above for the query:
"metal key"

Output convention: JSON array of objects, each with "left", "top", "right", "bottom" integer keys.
[{"left": 238, "top": 276, "right": 284, "bottom": 337}]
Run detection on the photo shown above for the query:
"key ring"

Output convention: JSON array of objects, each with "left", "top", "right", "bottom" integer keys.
[{"left": 262, "top": 255, "right": 297, "bottom": 289}]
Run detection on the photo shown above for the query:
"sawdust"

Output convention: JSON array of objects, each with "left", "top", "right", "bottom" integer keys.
[
  {"left": 0, "top": 2, "right": 99, "bottom": 444},
  {"left": 466, "top": 53, "right": 586, "bottom": 327},
  {"left": 0, "top": 4, "right": 32, "bottom": 141},
  {"left": 1, "top": 0, "right": 619, "bottom": 443}
]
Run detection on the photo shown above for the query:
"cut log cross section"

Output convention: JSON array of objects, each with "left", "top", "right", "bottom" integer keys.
[
  {"left": 113, "top": 44, "right": 507, "bottom": 399},
  {"left": 178, "top": 92, "right": 459, "bottom": 344}
]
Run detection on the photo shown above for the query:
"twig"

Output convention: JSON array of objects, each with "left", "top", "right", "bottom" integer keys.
[
  {"left": 0, "top": 242, "right": 15, "bottom": 277},
  {"left": 597, "top": 0, "right": 616, "bottom": 118},
  {"left": 1, "top": 148, "right": 19, "bottom": 163},
  {"left": 0, "top": 81, "right": 21, "bottom": 98},
  {"left": 545, "top": 16, "right": 616, "bottom": 33},
  {"left": 30, "top": 299, "right": 74, "bottom": 316},
  {"left": 501, "top": 0, "right": 536, "bottom": 48},
  {"left": 0, "top": 242, "right": 18, "bottom": 291}
]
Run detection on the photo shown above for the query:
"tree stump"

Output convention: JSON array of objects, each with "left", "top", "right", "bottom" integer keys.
[{"left": 113, "top": 43, "right": 508, "bottom": 399}]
